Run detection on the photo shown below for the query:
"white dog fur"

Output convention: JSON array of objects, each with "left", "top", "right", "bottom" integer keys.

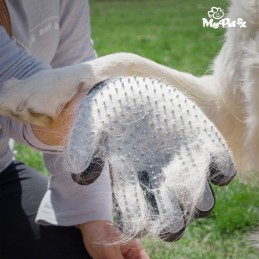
[{"left": 0, "top": 0, "right": 258, "bottom": 246}]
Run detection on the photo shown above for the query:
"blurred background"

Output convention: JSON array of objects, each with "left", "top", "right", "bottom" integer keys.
[{"left": 15, "top": 0, "right": 259, "bottom": 258}]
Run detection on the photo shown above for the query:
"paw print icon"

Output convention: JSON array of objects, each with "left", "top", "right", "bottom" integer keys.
[{"left": 208, "top": 7, "right": 224, "bottom": 20}]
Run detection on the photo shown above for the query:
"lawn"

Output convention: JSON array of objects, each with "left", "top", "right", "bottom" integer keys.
[{"left": 15, "top": 0, "right": 259, "bottom": 258}]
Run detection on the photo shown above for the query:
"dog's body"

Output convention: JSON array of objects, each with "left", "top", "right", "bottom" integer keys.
[{"left": 0, "top": 0, "right": 258, "bottom": 245}]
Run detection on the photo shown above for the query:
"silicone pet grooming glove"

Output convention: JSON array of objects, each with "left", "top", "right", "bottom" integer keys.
[{"left": 64, "top": 76, "right": 236, "bottom": 241}]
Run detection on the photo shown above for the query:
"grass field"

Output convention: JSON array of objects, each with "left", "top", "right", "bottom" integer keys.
[{"left": 15, "top": 0, "right": 259, "bottom": 258}]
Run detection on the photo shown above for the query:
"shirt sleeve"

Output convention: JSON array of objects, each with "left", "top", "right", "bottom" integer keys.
[
  {"left": 0, "top": 107, "right": 114, "bottom": 225},
  {"left": 36, "top": 154, "right": 113, "bottom": 226},
  {"left": 0, "top": 26, "right": 51, "bottom": 87},
  {"left": 0, "top": 116, "right": 63, "bottom": 152}
]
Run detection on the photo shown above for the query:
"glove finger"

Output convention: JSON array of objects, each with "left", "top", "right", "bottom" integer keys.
[
  {"left": 71, "top": 132, "right": 108, "bottom": 185},
  {"left": 111, "top": 168, "right": 149, "bottom": 239},
  {"left": 137, "top": 171, "right": 185, "bottom": 242},
  {"left": 159, "top": 228, "right": 185, "bottom": 242},
  {"left": 71, "top": 153, "right": 105, "bottom": 185},
  {"left": 209, "top": 157, "right": 236, "bottom": 186},
  {"left": 195, "top": 181, "right": 215, "bottom": 218}
]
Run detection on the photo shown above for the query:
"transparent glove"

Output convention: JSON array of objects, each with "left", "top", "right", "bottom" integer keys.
[{"left": 64, "top": 77, "right": 236, "bottom": 242}]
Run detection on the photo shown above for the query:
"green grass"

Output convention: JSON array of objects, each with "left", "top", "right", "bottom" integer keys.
[
  {"left": 143, "top": 181, "right": 259, "bottom": 259},
  {"left": 15, "top": 0, "right": 259, "bottom": 258},
  {"left": 91, "top": 0, "right": 227, "bottom": 75},
  {"left": 14, "top": 144, "right": 49, "bottom": 176}
]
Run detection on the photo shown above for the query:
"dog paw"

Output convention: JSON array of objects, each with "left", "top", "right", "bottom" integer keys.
[
  {"left": 0, "top": 69, "right": 88, "bottom": 126},
  {"left": 0, "top": 78, "right": 56, "bottom": 126}
]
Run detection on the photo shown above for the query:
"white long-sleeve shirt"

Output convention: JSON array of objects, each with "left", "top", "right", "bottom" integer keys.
[{"left": 0, "top": 0, "right": 113, "bottom": 226}]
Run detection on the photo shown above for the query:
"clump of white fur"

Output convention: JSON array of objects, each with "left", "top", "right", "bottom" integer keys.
[
  {"left": 211, "top": 0, "right": 259, "bottom": 172},
  {"left": 64, "top": 77, "right": 235, "bottom": 240}
]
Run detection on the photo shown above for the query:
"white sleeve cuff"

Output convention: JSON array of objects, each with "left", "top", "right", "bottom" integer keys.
[{"left": 23, "top": 124, "right": 63, "bottom": 153}]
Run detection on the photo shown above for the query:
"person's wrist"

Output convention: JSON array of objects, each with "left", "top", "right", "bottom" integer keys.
[{"left": 32, "top": 92, "right": 87, "bottom": 146}]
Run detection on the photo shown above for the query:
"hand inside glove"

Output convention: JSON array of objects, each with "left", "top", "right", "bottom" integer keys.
[{"left": 64, "top": 76, "right": 236, "bottom": 242}]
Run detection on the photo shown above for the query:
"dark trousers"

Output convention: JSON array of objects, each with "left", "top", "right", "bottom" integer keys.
[{"left": 0, "top": 161, "right": 92, "bottom": 259}]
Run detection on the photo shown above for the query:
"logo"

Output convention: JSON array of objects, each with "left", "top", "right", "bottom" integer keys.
[
  {"left": 208, "top": 7, "right": 224, "bottom": 20},
  {"left": 202, "top": 7, "right": 247, "bottom": 29}
]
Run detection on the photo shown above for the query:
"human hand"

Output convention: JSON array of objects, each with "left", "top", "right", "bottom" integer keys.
[
  {"left": 66, "top": 76, "right": 236, "bottom": 241},
  {"left": 80, "top": 221, "right": 150, "bottom": 259},
  {"left": 32, "top": 91, "right": 88, "bottom": 146}
]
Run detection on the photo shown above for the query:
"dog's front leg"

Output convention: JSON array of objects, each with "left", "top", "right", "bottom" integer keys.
[
  {"left": 0, "top": 53, "right": 213, "bottom": 126},
  {"left": 0, "top": 62, "right": 96, "bottom": 126}
]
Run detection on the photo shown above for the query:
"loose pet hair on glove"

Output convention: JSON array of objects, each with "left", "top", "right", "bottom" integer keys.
[{"left": 64, "top": 76, "right": 236, "bottom": 242}]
